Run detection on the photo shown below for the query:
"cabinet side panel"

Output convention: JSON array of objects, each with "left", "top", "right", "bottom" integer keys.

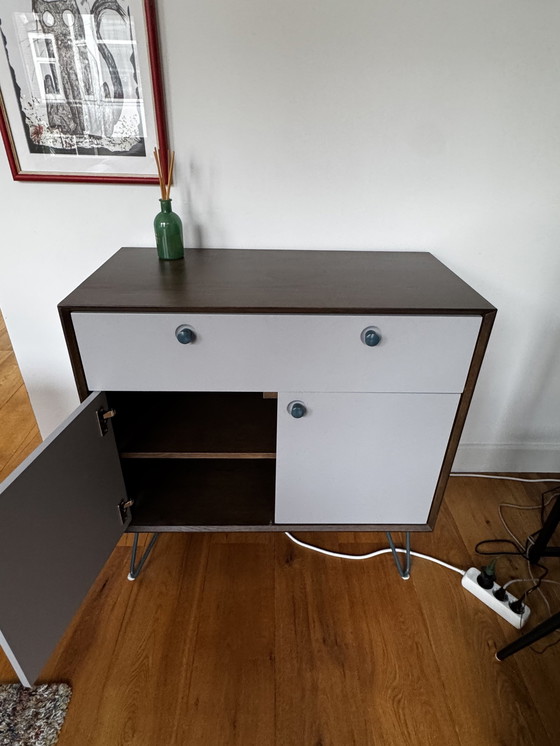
[
  {"left": 59, "top": 306, "right": 89, "bottom": 400},
  {"left": 427, "top": 310, "right": 496, "bottom": 527}
]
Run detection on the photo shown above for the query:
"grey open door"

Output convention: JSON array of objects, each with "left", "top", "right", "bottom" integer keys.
[{"left": 0, "top": 392, "right": 128, "bottom": 687}]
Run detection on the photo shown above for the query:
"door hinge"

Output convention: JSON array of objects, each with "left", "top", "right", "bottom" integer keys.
[
  {"left": 118, "top": 498, "right": 134, "bottom": 524},
  {"left": 97, "top": 407, "right": 116, "bottom": 436}
]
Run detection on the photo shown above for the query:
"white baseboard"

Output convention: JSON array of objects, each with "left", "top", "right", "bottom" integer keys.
[{"left": 453, "top": 443, "right": 560, "bottom": 473}]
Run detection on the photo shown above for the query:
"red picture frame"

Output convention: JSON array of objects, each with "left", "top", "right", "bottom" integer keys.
[{"left": 0, "top": 0, "right": 168, "bottom": 184}]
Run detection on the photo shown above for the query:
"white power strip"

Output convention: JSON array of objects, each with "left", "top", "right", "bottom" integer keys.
[{"left": 461, "top": 567, "right": 531, "bottom": 629}]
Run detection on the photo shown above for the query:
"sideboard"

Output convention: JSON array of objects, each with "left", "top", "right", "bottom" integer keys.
[{"left": 0, "top": 248, "right": 495, "bottom": 685}]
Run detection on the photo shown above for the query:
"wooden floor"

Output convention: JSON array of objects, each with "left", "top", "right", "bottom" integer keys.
[
  {"left": 0, "top": 313, "right": 42, "bottom": 482},
  {"left": 1, "top": 312, "right": 559, "bottom": 745}
]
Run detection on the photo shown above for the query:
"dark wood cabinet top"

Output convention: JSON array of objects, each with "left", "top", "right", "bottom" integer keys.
[{"left": 59, "top": 248, "right": 495, "bottom": 315}]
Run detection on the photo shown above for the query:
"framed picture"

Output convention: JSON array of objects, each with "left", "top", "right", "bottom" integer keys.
[{"left": 0, "top": 0, "right": 168, "bottom": 183}]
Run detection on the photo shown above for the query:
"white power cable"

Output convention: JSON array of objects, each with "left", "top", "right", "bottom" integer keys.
[
  {"left": 504, "top": 577, "right": 560, "bottom": 590},
  {"left": 284, "top": 478, "right": 559, "bottom": 594},
  {"left": 284, "top": 532, "right": 465, "bottom": 576},
  {"left": 451, "top": 473, "right": 560, "bottom": 483},
  {"left": 497, "top": 493, "right": 559, "bottom": 552}
]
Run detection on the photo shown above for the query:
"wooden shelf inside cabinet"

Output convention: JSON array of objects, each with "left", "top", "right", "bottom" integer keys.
[
  {"left": 123, "top": 459, "right": 276, "bottom": 531},
  {"left": 109, "top": 392, "right": 277, "bottom": 459}
]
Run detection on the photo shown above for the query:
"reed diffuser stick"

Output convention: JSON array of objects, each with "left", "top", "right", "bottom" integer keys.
[
  {"left": 166, "top": 151, "right": 175, "bottom": 200},
  {"left": 154, "top": 147, "right": 175, "bottom": 199},
  {"left": 153, "top": 147, "right": 166, "bottom": 200}
]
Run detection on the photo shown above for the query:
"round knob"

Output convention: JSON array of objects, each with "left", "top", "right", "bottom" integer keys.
[
  {"left": 287, "top": 401, "right": 307, "bottom": 419},
  {"left": 175, "top": 325, "right": 196, "bottom": 344},
  {"left": 361, "top": 327, "right": 381, "bottom": 347}
]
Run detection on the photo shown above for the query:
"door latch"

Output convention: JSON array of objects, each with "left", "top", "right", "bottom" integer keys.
[
  {"left": 118, "top": 498, "right": 134, "bottom": 524},
  {"left": 97, "top": 407, "right": 116, "bottom": 436}
]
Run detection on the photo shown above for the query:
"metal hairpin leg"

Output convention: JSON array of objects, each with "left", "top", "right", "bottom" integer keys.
[
  {"left": 386, "top": 531, "right": 411, "bottom": 580},
  {"left": 127, "top": 533, "right": 160, "bottom": 581}
]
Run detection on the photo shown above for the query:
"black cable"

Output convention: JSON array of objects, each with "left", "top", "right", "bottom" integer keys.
[
  {"left": 475, "top": 487, "right": 560, "bottom": 561},
  {"left": 520, "top": 564, "right": 549, "bottom": 603},
  {"left": 540, "top": 489, "right": 549, "bottom": 525},
  {"left": 474, "top": 539, "right": 525, "bottom": 557}
]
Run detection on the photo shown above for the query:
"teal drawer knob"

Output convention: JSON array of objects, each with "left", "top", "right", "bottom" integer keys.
[
  {"left": 361, "top": 327, "right": 382, "bottom": 347},
  {"left": 288, "top": 401, "right": 307, "bottom": 419},
  {"left": 175, "top": 325, "right": 196, "bottom": 344}
]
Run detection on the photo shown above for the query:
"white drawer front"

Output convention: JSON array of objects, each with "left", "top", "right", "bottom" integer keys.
[
  {"left": 72, "top": 313, "right": 481, "bottom": 393},
  {"left": 275, "top": 392, "right": 460, "bottom": 525}
]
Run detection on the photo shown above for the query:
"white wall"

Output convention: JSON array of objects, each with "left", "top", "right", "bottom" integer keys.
[{"left": 1, "top": 0, "right": 559, "bottom": 471}]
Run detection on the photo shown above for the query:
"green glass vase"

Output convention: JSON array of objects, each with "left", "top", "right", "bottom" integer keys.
[{"left": 154, "top": 199, "right": 184, "bottom": 260}]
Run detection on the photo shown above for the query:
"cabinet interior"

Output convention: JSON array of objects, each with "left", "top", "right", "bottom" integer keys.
[{"left": 108, "top": 392, "right": 278, "bottom": 531}]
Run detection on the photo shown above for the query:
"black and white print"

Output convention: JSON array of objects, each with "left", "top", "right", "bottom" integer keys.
[
  {"left": 0, "top": 0, "right": 163, "bottom": 180},
  {"left": 1, "top": 0, "right": 146, "bottom": 156}
]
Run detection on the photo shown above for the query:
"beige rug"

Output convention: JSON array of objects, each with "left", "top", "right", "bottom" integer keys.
[{"left": 0, "top": 684, "right": 71, "bottom": 745}]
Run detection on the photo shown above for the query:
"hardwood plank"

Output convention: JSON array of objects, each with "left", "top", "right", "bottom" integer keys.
[
  {"left": 100, "top": 535, "right": 207, "bottom": 746},
  {"left": 0, "top": 314, "right": 41, "bottom": 480},
  {"left": 118, "top": 533, "right": 150, "bottom": 548},
  {"left": 0, "top": 352, "right": 24, "bottom": 410},
  {"left": 0, "top": 385, "right": 41, "bottom": 474},
  {"left": 412, "top": 562, "right": 550, "bottom": 746},
  {"left": 175, "top": 538, "right": 275, "bottom": 745},
  {"left": 275, "top": 532, "right": 461, "bottom": 746},
  {"left": 0, "top": 426, "right": 42, "bottom": 482},
  {"left": 0, "top": 312, "right": 9, "bottom": 351},
  {"left": 0, "top": 328, "right": 10, "bottom": 352}
]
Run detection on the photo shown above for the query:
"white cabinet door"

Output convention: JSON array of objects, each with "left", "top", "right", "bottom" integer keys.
[
  {"left": 275, "top": 392, "right": 460, "bottom": 525},
  {"left": 0, "top": 392, "right": 128, "bottom": 687}
]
